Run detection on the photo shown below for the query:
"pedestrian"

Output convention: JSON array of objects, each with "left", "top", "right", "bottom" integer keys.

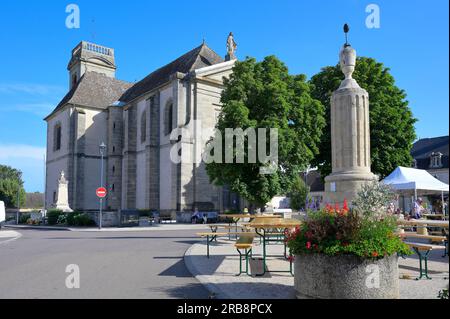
[
  {"left": 413, "top": 198, "right": 425, "bottom": 219},
  {"left": 191, "top": 207, "right": 200, "bottom": 224}
]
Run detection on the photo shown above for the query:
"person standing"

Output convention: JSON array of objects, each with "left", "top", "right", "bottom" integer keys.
[{"left": 413, "top": 198, "right": 425, "bottom": 219}]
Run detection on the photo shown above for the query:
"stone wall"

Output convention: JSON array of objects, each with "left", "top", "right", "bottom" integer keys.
[{"left": 107, "top": 106, "right": 123, "bottom": 210}]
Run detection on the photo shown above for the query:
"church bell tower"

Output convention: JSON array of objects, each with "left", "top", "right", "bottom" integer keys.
[{"left": 67, "top": 41, "right": 116, "bottom": 89}]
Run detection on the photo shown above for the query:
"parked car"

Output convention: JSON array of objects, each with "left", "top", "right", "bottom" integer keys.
[{"left": 0, "top": 201, "right": 5, "bottom": 229}]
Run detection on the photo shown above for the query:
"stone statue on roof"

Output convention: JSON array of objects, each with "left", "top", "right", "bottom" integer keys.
[{"left": 225, "top": 32, "right": 237, "bottom": 61}]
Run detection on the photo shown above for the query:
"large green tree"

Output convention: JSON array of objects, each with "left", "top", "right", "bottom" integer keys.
[
  {"left": 310, "top": 57, "right": 417, "bottom": 179},
  {"left": 205, "top": 56, "right": 325, "bottom": 208},
  {"left": 0, "top": 164, "right": 26, "bottom": 208}
]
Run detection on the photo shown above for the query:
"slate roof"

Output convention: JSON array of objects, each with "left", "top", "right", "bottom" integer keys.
[
  {"left": 119, "top": 43, "right": 224, "bottom": 103},
  {"left": 45, "top": 43, "right": 223, "bottom": 120},
  {"left": 411, "top": 136, "right": 449, "bottom": 169},
  {"left": 45, "top": 71, "right": 132, "bottom": 120}
]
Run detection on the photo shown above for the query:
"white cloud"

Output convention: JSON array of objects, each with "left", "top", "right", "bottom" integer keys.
[
  {"left": 0, "top": 102, "right": 55, "bottom": 116},
  {"left": 0, "top": 83, "right": 65, "bottom": 96},
  {"left": 0, "top": 144, "right": 46, "bottom": 161}
]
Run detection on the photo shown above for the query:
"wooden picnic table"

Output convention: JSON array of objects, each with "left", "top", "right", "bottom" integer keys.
[
  {"left": 423, "top": 214, "right": 446, "bottom": 220},
  {"left": 398, "top": 219, "right": 449, "bottom": 236},
  {"left": 245, "top": 218, "right": 301, "bottom": 276}
]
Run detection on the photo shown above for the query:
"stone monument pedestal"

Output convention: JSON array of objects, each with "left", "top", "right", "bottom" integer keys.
[{"left": 324, "top": 172, "right": 377, "bottom": 205}]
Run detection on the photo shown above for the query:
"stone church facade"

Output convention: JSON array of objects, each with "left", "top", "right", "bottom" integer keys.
[{"left": 45, "top": 40, "right": 242, "bottom": 215}]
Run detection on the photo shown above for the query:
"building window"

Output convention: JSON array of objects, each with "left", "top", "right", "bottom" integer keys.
[
  {"left": 111, "top": 184, "right": 115, "bottom": 192},
  {"left": 72, "top": 74, "right": 77, "bottom": 88},
  {"left": 112, "top": 165, "right": 115, "bottom": 174},
  {"left": 164, "top": 100, "right": 174, "bottom": 136},
  {"left": 53, "top": 191, "right": 57, "bottom": 203},
  {"left": 141, "top": 110, "right": 147, "bottom": 143},
  {"left": 54, "top": 123, "right": 62, "bottom": 151},
  {"left": 112, "top": 146, "right": 115, "bottom": 153},
  {"left": 430, "top": 152, "right": 443, "bottom": 168},
  {"left": 113, "top": 122, "right": 116, "bottom": 130}
]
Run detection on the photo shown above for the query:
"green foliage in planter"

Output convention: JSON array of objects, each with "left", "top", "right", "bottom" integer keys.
[
  {"left": 66, "top": 212, "right": 95, "bottom": 226},
  {"left": 286, "top": 207, "right": 411, "bottom": 259},
  {"left": 47, "top": 209, "right": 63, "bottom": 225},
  {"left": 19, "top": 213, "right": 31, "bottom": 224},
  {"left": 77, "top": 213, "right": 95, "bottom": 226}
]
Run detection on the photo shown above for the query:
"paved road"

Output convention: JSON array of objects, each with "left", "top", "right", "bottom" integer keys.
[{"left": 0, "top": 228, "right": 211, "bottom": 299}]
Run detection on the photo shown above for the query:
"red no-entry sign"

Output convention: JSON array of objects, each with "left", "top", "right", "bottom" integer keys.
[{"left": 96, "top": 187, "right": 107, "bottom": 198}]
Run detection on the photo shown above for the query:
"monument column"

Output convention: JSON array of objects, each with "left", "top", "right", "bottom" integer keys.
[{"left": 324, "top": 25, "right": 377, "bottom": 205}]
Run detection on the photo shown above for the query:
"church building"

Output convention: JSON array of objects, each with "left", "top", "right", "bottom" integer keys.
[{"left": 44, "top": 37, "right": 242, "bottom": 216}]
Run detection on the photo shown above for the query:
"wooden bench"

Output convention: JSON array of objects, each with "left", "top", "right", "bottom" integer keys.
[
  {"left": 197, "top": 232, "right": 254, "bottom": 258},
  {"left": 208, "top": 224, "right": 252, "bottom": 240},
  {"left": 235, "top": 233, "right": 255, "bottom": 276},
  {"left": 399, "top": 232, "right": 448, "bottom": 257},
  {"left": 404, "top": 241, "right": 447, "bottom": 280}
]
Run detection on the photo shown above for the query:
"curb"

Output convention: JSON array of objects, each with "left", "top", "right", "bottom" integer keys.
[
  {"left": 4, "top": 225, "right": 70, "bottom": 231},
  {"left": 183, "top": 242, "right": 232, "bottom": 299}
]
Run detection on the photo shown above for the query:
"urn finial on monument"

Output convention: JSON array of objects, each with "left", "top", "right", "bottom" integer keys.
[{"left": 339, "top": 24, "right": 360, "bottom": 89}]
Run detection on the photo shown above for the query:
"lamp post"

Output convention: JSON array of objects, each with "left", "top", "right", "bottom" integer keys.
[{"left": 99, "top": 142, "right": 107, "bottom": 229}]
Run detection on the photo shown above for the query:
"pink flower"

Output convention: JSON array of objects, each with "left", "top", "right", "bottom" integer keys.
[{"left": 306, "top": 242, "right": 312, "bottom": 249}]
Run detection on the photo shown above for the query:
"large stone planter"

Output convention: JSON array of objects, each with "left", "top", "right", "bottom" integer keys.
[{"left": 294, "top": 254, "right": 399, "bottom": 299}]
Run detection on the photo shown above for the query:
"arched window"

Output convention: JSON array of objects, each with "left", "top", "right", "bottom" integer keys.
[
  {"left": 141, "top": 110, "right": 147, "bottom": 143},
  {"left": 72, "top": 74, "right": 78, "bottom": 88},
  {"left": 54, "top": 123, "right": 62, "bottom": 151},
  {"left": 164, "top": 100, "right": 174, "bottom": 136}
]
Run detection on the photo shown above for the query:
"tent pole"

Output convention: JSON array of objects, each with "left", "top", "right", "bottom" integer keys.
[{"left": 442, "top": 191, "right": 445, "bottom": 216}]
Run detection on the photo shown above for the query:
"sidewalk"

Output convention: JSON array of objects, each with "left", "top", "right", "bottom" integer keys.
[{"left": 184, "top": 238, "right": 449, "bottom": 299}]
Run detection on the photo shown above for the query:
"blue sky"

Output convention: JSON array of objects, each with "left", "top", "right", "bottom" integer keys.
[{"left": 0, "top": 0, "right": 448, "bottom": 192}]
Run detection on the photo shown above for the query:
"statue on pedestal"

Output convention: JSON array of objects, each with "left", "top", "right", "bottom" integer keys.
[{"left": 53, "top": 171, "right": 73, "bottom": 212}]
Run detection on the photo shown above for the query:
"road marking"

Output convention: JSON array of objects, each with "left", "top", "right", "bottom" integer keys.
[{"left": 0, "top": 230, "right": 22, "bottom": 246}]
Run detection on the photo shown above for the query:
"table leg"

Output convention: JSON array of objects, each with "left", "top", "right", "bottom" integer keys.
[
  {"left": 254, "top": 228, "right": 267, "bottom": 277},
  {"left": 414, "top": 248, "right": 432, "bottom": 280}
]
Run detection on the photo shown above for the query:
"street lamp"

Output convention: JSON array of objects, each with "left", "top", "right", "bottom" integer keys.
[{"left": 99, "top": 142, "right": 107, "bottom": 229}]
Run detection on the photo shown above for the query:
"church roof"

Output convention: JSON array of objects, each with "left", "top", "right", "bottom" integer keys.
[
  {"left": 45, "top": 72, "right": 132, "bottom": 120},
  {"left": 119, "top": 43, "right": 224, "bottom": 103}
]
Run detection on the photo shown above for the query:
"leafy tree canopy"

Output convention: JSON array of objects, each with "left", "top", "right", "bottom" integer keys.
[
  {"left": 0, "top": 164, "right": 26, "bottom": 208},
  {"left": 310, "top": 57, "right": 416, "bottom": 179},
  {"left": 206, "top": 56, "right": 325, "bottom": 207}
]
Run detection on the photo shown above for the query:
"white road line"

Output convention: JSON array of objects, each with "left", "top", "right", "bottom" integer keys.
[{"left": 0, "top": 231, "right": 22, "bottom": 246}]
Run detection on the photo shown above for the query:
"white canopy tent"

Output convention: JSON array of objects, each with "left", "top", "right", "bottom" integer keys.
[{"left": 381, "top": 166, "right": 449, "bottom": 214}]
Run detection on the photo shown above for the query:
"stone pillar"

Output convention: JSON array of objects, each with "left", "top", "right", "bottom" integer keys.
[{"left": 324, "top": 43, "right": 377, "bottom": 205}]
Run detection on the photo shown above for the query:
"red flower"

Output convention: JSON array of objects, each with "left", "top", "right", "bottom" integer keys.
[
  {"left": 372, "top": 251, "right": 379, "bottom": 257},
  {"left": 287, "top": 255, "right": 295, "bottom": 262},
  {"left": 335, "top": 203, "right": 340, "bottom": 212},
  {"left": 343, "top": 198, "right": 349, "bottom": 212},
  {"left": 306, "top": 242, "right": 312, "bottom": 249}
]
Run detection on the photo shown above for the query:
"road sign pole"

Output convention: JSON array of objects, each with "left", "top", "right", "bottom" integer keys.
[
  {"left": 99, "top": 148, "right": 104, "bottom": 230},
  {"left": 99, "top": 198, "right": 102, "bottom": 229}
]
